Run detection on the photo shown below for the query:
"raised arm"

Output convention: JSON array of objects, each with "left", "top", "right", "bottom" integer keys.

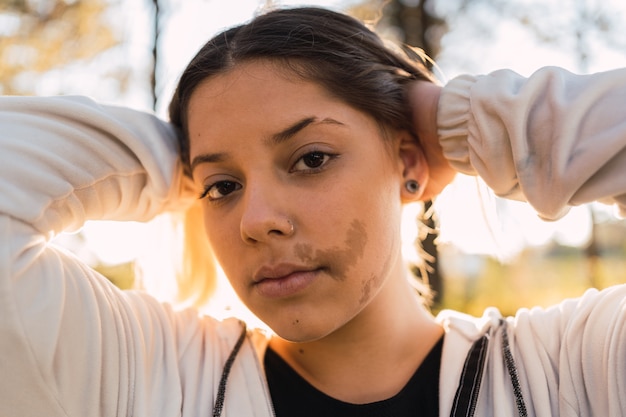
[
  {"left": 411, "top": 66, "right": 626, "bottom": 220},
  {"left": 0, "top": 95, "right": 194, "bottom": 415}
]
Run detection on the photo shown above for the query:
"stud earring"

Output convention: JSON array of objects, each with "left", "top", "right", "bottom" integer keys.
[{"left": 405, "top": 179, "right": 419, "bottom": 194}]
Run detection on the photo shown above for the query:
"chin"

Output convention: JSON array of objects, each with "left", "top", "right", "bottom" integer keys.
[
  {"left": 250, "top": 301, "right": 352, "bottom": 343},
  {"left": 274, "top": 331, "right": 326, "bottom": 344},
  {"left": 266, "top": 318, "right": 338, "bottom": 344}
]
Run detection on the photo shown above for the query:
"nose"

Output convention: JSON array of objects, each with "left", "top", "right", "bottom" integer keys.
[{"left": 240, "top": 183, "right": 294, "bottom": 244}]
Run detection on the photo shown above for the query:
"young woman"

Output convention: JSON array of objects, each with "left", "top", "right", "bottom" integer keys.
[{"left": 1, "top": 6, "right": 626, "bottom": 417}]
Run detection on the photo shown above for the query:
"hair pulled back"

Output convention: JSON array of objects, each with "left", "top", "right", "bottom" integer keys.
[{"left": 169, "top": 6, "right": 434, "bottom": 171}]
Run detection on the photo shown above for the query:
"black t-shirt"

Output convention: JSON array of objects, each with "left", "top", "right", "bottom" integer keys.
[{"left": 264, "top": 336, "right": 442, "bottom": 417}]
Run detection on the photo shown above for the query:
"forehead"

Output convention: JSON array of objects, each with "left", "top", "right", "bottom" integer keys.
[
  {"left": 188, "top": 61, "right": 326, "bottom": 113},
  {"left": 186, "top": 61, "right": 352, "bottom": 144}
]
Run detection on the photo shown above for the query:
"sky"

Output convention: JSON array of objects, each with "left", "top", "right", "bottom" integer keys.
[{"left": 42, "top": 0, "right": 626, "bottom": 315}]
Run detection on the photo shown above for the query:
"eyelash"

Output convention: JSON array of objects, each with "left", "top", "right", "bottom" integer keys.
[
  {"left": 199, "top": 180, "right": 240, "bottom": 202},
  {"left": 290, "top": 150, "right": 337, "bottom": 173},
  {"left": 199, "top": 150, "right": 337, "bottom": 202}
]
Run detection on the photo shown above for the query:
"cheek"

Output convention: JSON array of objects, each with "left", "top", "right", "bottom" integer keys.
[
  {"left": 355, "top": 187, "right": 403, "bottom": 305},
  {"left": 202, "top": 212, "right": 242, "bottom": 274}
]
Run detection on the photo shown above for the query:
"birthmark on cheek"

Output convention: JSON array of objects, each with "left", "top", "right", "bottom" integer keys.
[
  {"left": 294, "top": 243, "right": 314, "bottom": 263},
  {"left": 294, "top": 219, "right": 367, "bottom": 281},
  {"left": 358, "top": 248, "right": 390, "bottom": 306},
  {"left": 358, "top": 274, "right": 376, "bottom": 305}
]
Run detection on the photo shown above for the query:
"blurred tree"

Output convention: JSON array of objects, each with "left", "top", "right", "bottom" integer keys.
[
  {"left": 443, "top": 0, "right": 625, "bottom": 71},
  {"left": 0, "top": 0, "right": 119, "bottom": 95},
  {"left": 383, "top": 0, "right": 446, "bottom": 63},
  {"left": 150, "top": 0, "right": 160, "bottom": 110},
  {"left": 349, "top": 0, "right": 446, "bottom": 64}
]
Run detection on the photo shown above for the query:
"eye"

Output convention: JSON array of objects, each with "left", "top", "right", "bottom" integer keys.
[
  {"left": 200, "top": 180, "right": 241, "bottom": 201},
  {"left": 292, "top": 151, "right": 332, "bottom": 173}
]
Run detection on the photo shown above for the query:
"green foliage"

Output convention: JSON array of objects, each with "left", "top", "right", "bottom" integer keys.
[{"left": 438, "top": 243, "right": 626, "bottom": 317}]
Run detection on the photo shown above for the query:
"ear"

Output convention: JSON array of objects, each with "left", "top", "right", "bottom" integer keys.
[{"left": 397, "top": 131, "right": 429, "bottom": 203}]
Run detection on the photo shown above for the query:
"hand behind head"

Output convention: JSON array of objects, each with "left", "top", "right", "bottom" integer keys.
[{"left": 407, "top": 81, "right": 456, "bottom": 200}]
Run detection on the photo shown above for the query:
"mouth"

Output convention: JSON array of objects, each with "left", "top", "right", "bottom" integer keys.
[{"left": 253, "top": 263, "right": 323, "bottom": 298}]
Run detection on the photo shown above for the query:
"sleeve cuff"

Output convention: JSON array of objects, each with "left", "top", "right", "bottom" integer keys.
[{"left": 437, "top": 74, "right": 478, "bottom": 175}]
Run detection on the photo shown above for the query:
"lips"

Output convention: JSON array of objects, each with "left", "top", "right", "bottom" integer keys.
[
  {"left": 253, "top": 263, "right": 314, "bottom": 281},
  {"left": 253, "top": 263, "right": 321, "bottom": 298}
]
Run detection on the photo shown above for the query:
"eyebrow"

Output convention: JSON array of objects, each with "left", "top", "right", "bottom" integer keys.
[
  {"left": 268, "top": 116, "right": 317, "bottom": 145},
  {"left": 190, "top": 116, "right": 344, "bottom": 173},
  {"left": 190, "top": 151, "right": 228, "bottom": 173},
  {"left": 268, "top": 116, "right": 345, "bottom": 145}
]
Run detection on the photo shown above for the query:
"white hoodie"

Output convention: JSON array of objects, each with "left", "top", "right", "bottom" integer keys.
[{"left": 1, "top": 66, "right": 626, "bottom": 416}]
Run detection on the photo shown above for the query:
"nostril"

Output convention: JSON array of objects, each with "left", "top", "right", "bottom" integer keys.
[
  {"left": 241, "top": 217, "right": 294, "bottom": 243},
  {"left": 272, "top": 219, "right": 294, "bottom": 236},
  {"left": 267, "top": 219, "right": 294, "bottom": 236}
]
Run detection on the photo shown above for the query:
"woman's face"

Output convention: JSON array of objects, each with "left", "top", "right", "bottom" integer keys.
[{"left": 187, "top": 61, "right": 408, "bottom": 342}]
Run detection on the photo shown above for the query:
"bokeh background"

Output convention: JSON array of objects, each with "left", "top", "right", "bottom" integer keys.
[{"left": 3, "top": 0, "right": 626, "bottom": 319}]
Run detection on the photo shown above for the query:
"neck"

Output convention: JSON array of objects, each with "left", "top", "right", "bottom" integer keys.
[{"left": 269, "top": 263, "right": 443, "bottom": 404}]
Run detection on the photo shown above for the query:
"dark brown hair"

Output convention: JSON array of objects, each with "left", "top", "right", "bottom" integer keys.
[{"left": 169, "top": 6, "right": 434, "bottom": 173}]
